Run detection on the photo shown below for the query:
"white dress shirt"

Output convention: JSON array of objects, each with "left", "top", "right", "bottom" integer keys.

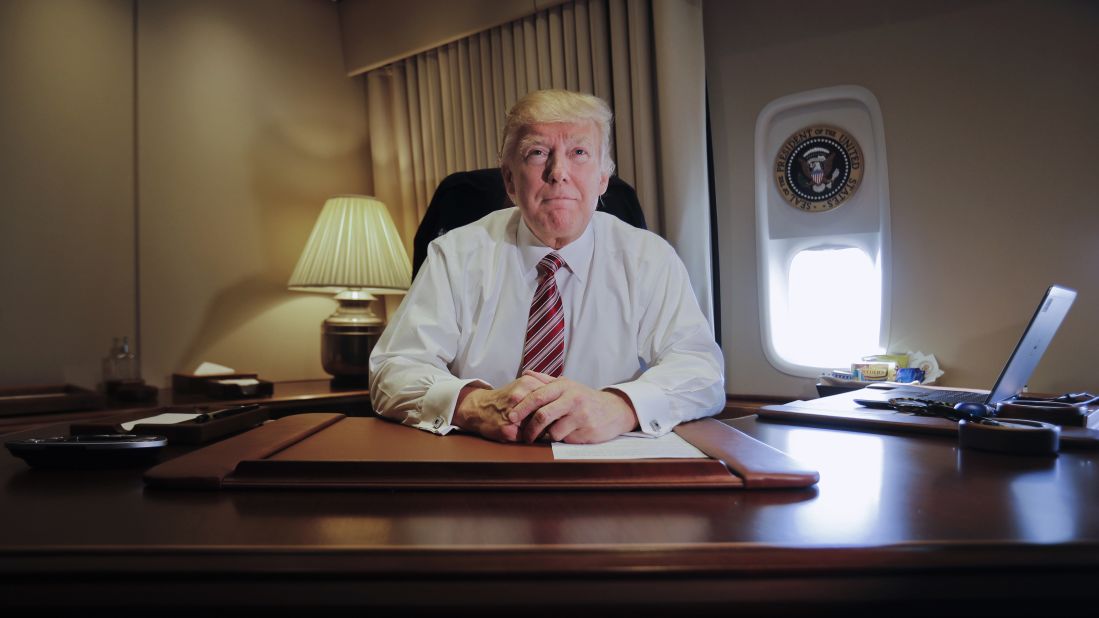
[{"left": 369, "top": 207, "right": 725, "bottom": 436}]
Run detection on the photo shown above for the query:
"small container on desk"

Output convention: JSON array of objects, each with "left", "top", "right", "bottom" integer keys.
[
  {"left": 203, "top": 378, "right": 274, "bottom": 399},
  {"left": 172, "top": 372, "right": 259, "bottom": 395},
  {"left": 105, "top": 379, "right": 159, "bottom": 403}
]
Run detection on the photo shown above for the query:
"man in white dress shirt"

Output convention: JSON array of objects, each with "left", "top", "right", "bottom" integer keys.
[{"left": 369, "top": 89, "right": 724, "bottom": 444}]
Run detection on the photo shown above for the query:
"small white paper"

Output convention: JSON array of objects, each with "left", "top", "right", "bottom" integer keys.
[
  {"left": 213, "top": 378, "right": 260, "bottom": 386},
  {"left": 551, "top": 432, "right": 707, "bottom": 460},
  {"left": 121, "top": 413, "right": 202, "bottom": 431},
  {"left": 906, "top": 350, "right": 944, "bottom": 384},
  {"left": 193, "top": 362, "right": 235, "bottom": 376}
]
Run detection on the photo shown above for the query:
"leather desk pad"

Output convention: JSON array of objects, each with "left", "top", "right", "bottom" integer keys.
[{"left": 144, "top": 414, "right": 819, "bottom": 490}]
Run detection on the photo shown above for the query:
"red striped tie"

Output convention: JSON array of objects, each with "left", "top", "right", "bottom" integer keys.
[{"left": 521, "top": 252, "right": 566, "bottom": 377}]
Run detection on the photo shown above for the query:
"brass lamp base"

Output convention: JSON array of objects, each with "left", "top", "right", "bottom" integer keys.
[{"left": 321, "top": 290, "right": 384, "bottom": 389}]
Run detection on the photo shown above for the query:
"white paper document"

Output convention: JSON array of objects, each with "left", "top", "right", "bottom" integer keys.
[
  {"left": 551, "top": 432, "right": 707, "bottom": 460},
  {"left": 121, "top": 413, "right": 202, "bottom": 431}
]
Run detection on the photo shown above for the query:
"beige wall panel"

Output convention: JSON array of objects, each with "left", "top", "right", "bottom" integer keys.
[
  {"left": 139, "top": 0, "right": 371, "bottom": 386},
  {"left": 0, "top": 0, "right": 135, "bottom": 388},
  {"left": 705, "top": 0, "right": 1098, "bottom": 397},
  {"left": 338, "top": 0, "right": 565, "bottom": 75}
]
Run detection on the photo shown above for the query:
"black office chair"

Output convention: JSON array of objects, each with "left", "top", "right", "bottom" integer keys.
[{"left": 412, "top": 168, "right": 647, "bottom": 277}]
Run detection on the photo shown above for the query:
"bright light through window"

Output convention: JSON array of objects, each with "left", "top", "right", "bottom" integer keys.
[{"left": 774, "top": 246, "right": 882, "bottom": 368}]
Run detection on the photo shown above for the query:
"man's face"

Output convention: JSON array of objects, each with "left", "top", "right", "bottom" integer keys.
[{"left": 502, "top": 121, "right": 610, "bottom": 249}]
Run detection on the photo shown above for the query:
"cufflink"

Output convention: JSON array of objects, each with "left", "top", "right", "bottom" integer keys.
[
  {"left": 433, "top": 417, "right": 444, "bottom": 429},
  {"left": 650, "top": 420, "right": 661, "bottom": 431}
]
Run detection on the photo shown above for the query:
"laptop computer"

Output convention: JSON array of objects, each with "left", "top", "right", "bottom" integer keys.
[{"left": 854, "top": 284, "right": 1077, "bottom": 408}]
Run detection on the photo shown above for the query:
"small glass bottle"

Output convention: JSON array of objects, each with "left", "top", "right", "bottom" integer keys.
[
  {"left": 102, "top": 337, "right": 122, "bottom": 383},
  {"left": 116, "top": 336, "right": 139, "bottom": 381},
  {"left": 103, "top": 336, "right": 140, "bottom": 383}
]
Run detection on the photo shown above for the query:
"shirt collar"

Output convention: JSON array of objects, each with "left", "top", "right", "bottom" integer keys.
[{"left": 517, "top": 212, "right": 595, "bottom": 284}]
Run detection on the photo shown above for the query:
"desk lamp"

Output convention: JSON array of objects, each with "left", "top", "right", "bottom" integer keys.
[{"left": 288, "top": 195, "right": 411, "bottom": 387}]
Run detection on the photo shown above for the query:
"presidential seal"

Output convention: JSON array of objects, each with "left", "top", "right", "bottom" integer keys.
[{"left": 774, "top": 126, "right": 864, "bottom": 212}]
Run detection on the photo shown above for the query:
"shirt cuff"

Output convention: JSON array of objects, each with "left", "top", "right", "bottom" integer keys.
[
  {"left": 418, "top": 378, "right": 491, "bottom": 435},
  {"left": 606, "top": 381, "right": 671, "bottom": 436}
]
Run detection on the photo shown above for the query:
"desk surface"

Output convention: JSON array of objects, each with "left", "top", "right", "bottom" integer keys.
[
  {"left": 0, "top": 379, "right": 372, "bottom": 436},
  {"left": 2, "top": 415, "right": 1097, "bottom": 614}
]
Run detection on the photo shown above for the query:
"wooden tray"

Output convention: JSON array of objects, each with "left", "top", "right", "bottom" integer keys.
[
  {"left": 72, "top": 404, "right": 270, "bottom": 445},
  {"left": 0, "top": 384, "right": 104, "bottom": 418}
]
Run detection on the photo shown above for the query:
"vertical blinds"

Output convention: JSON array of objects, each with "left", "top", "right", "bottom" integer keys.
[
  {"left": 359, "top": 0, "right": 715, "bottom": 328},
  {"left": 363, "top": 0, "right": 659, "bottom": 253}
]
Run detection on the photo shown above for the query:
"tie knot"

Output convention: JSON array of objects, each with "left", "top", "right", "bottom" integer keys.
[{"left": 537, "top": 252, "right": 565, "bottom": 276}]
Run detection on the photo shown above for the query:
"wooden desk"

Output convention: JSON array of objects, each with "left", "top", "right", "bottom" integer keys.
[
  {"left": 0, "top": 387, "right": 776, "bottom": 437},
  {"left": 0, "top": 379, "right": 372, "bottom": 436},
  {"left": 1, "top": 415, "right": 1097, "bottom": 615}
]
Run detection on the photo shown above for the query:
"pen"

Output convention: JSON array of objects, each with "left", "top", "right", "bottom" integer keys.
[{"left": 194, "top": 404, "right": 261, "bottom": 423}]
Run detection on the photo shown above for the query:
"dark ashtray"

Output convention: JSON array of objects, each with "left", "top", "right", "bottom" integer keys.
[
  {"left": 5, "top": 434, "right": 167, "bottom": 469},
  {"left": 106, "top": 379, "right": 159, "bottom": 403}
]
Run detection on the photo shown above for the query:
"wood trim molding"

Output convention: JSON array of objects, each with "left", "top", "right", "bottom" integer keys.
[{"left": 721, "top": 393, "right": 795, "bottom": 419}]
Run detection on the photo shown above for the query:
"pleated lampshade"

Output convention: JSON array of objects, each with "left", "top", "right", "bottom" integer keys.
[
  {"left": 288, "top": 195, "right": 411, "bottom": 293},
  {"left": 289, "top": 196, "right": 411, "bottom": 386}
]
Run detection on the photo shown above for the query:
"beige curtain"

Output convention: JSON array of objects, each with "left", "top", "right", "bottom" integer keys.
[{"left": 363, "top": 0, "right": 714, "bottom": 325}]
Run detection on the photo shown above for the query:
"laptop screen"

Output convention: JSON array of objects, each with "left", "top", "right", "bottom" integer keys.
[{"left": 986, "top": 284, "right": 1076, "bottom": 403}]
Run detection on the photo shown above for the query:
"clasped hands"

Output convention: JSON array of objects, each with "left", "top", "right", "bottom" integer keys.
[{"left": 454, "top": 370, "right": 639, "bottom": 444}]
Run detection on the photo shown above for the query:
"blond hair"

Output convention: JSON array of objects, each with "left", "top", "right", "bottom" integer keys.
[{"left": 499, "top": 89, "right": 615, "bottom": 175}]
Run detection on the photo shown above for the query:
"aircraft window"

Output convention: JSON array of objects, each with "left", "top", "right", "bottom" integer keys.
[
  {"left": 753, "top": 85, "right": 892, "bottom": 378},
  {"left": 774, "top": 246, "right": 883, "bottom": 369}
]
